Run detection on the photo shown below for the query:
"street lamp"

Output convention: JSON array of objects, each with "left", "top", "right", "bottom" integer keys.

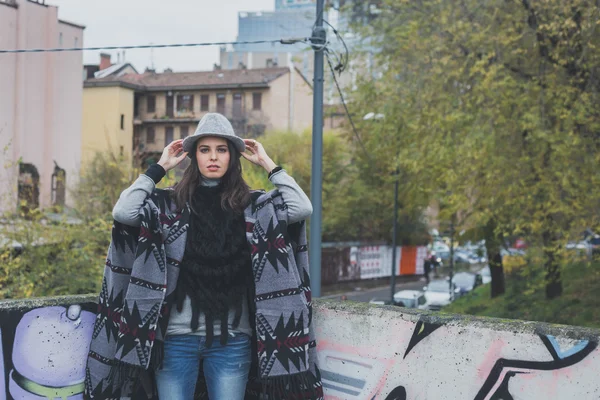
[{"left": 363, "top": 112, "right": 398, "bottom": 305}]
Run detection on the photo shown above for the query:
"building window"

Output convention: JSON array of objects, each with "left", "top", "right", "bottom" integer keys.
[
  {"left": 120, "top": 146, "right": 124, "bottom": 156},
  {"left": 180, "top": 126, "right": 189, "bottom": 139},
  {"left": 217, "top": 93, "right": 226, "bottom": 114},
  {"left": 177, "top": 94, "right": 194, "bottom": 112},
  {"left": 120, "top": 114, "right": 125, "bottom": 130},
  {"left": 232, "top": 93, "right": 243, "bottom": 118},
  {"left": 59, "top": 32, "right": 63, "bottom": 47},
  {"left": 252, "top": 93, "right": 262, "bottom": 110},
  {"left": 165, "top": 126, "right": 174, "bottom": 145},
  {"left": 74, "top": 37, "right": 79, "bottom": 48},
  {"left": 147, "top": 127, "right": 155, "bottom": 143},
  {"left": 51, "top": 163, "right": 66, "bottom": 207},
  {"left": 147, "top": 96, "right": 156, "bottom": 113},
  {"left": 200, "top": 95, "right": 209, "bottom": 111}
]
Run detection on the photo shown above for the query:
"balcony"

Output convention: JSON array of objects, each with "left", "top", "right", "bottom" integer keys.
[
  {"left": 0, "top": 0, "right": 17, "bottom": 6},
  {"left": 140, "top": 105, "right": 266, "bottom": 127}
]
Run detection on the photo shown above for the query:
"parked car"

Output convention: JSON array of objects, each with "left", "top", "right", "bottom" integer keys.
[
  {"left": 453, "top": 250, "right": 483, "bottom": 265},
  {"left": 451, "top": 272, "right": 483, "bottom": 296},
  {"left": 589, "top": 235, "right": 600, "bottom": 257},
  {"left": 423, "top": 279, "right": 459, "bottom": 311},
  {"left": 368, "top": 298, "right": 388, "bottom": 306},
  {"left": 480, "top": 266, "right": 491, "bottom": 284},
  {"left": 566, "top": 241, "right": 589, "bottom": 251},
  {"left": 453, "top": 251, "right": 471, "bottom": 264},
  {"left": 393, "top": 290, "right": 428, "bottom": 310},
  {"left": 436, "top": 250, "right": 451, "bottom": 263}
]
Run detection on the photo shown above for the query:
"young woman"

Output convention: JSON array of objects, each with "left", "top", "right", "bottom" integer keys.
[{"left": 85, "top": 113, "right": 322, "bottom": 400}]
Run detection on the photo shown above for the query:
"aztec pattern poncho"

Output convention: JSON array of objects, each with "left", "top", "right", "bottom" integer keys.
[{"left": 85, "top": 187, "right": 323, "bottom": 399}]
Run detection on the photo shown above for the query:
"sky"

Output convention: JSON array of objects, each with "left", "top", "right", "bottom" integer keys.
[{"left": 46, "top": 0, "right": 276, "bottom": 73}]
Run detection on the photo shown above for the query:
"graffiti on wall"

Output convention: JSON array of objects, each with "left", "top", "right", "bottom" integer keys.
[
  {"left": 0, "top": 304, "right": 96, "bottom": 400},
  {"left": 475, "top": 333, "right": 596, "bottom": 400},
  {"left": 316, "top": 309, "right": 600, "bottom": 400},
  {"left": 321, "top": 244, "right": 428, "bottom": 285},
  {"left": 1, "top": 300, "right": 598, "bottom": 399}
]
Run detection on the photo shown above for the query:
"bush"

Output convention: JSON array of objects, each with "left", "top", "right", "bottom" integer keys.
[{"left": 0, "top": 151, "right": 136, "bottom": 299}]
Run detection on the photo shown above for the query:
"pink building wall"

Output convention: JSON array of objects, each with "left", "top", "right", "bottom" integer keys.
[{"left": 0, "top": 0, "right": 84, "bottom": 213}]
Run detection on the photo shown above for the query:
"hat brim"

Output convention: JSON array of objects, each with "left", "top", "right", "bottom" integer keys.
[{"left": 182, "top": 133, "right": 246, "bottom": 158}]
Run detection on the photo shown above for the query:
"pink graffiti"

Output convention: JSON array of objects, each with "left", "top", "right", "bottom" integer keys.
[{"left": 477, "top": 339, "right": 506, "bottom": 381}]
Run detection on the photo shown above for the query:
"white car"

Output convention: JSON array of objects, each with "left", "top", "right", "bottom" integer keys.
[
  {"left": 423, "top": 280, "right": 459, "bottom": 311},
  {"left": 480, "top": 266, "right": 491, "bottom": 284},
  {"left": 393, "top": 290, "right": 428, "bottom": 309}
]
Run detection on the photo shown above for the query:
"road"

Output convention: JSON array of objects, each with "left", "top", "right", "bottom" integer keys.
[
  {"left": 323, "top": 278, "right": 428, "bottom": 303},
  {"left": 323, "top": 266, "right": 484, "bottom": 303}
]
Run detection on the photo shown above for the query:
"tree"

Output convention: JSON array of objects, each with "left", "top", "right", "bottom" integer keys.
[{"left": 346, "top": 0, "right": 600, "bottom": 298}]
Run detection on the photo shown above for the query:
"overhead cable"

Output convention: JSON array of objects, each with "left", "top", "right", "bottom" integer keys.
[
  {"left": 325, "top": 51, "right": 373, "bottom": 162},
  {"left": 0, "top": 38, "right": 313, "bottom": 54}
]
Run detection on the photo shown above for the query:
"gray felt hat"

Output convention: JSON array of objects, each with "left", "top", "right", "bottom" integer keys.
[{"left": 182, "top": 113, "right": 246, "bottom": 157}]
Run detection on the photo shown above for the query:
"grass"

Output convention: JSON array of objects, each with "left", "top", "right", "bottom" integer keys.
[{"left": 443, "top": 260, "right": 600, "bottom": 329}]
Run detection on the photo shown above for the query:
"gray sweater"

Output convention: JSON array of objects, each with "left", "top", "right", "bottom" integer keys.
[{"left": 112, "top": 168, "right": 312, "bottom": 338}]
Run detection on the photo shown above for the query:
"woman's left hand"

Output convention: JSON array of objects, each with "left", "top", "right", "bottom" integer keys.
[{"left": 241, "top": 139, "right": 277, "bottom": 172}]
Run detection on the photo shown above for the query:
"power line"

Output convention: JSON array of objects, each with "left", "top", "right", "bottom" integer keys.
[
  {"left": 325, "top": 51, "right": 372, "bottom": 162},
  {"left": 0, "top": 38, "right": 312, "bottom": 54},
  {"left": 323, "top": 19, "right": 349, "bottom": 73}
]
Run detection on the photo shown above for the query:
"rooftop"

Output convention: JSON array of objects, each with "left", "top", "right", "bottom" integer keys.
[
  {"left": 93, "top": 63, "right": 137, "bottom": 79},
  {"left": 84, "top": 67, "right": 291, "bottom": 91}
]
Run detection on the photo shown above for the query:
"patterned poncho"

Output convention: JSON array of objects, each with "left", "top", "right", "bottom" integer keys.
[{"left": 85, "top": 187, "right": 323, "bottom": 399}]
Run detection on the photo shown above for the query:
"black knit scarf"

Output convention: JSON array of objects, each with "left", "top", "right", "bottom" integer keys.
[{"left": 174, "top": 183, "right": 252, "bottom": 347}]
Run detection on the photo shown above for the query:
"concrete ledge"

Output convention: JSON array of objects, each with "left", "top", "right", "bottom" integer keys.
[
  {"left": 0, "top": 294, "right": 96, "bottom": 311},
  {"left": 0, "top": 295, "right": 599, "bottom": 399},
  {"left": 313, "top": 299, "right": 600, "bottom": 399},
  {"left": 316, "top": 298, "right": 600, "bottom": 341}
]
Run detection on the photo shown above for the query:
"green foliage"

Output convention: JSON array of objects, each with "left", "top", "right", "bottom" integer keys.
[
  {"left": 0, "top": 210, "right": 112, "bottom": 299},
  {"left": 347, "top": 0, "right": 600, "bottom": 297},
  {"left": 72, "top": 152, "right": 140, "bottom": 221},
  {"left": 444, "top": 260, "right": 600, "bottom": 328},
  {"left": 241, "top": 130, "right": 429, "bottom": 243},
  {"left": 0, "top": 151, "right": 137, "bottom": 299}
]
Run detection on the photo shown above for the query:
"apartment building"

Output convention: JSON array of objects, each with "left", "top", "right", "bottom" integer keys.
[
  {"left": 0, "top": 0, "right": 84, "bottom": 212},
  {"left": 83, "top": 66, "right": 313, "bottom": 167}
]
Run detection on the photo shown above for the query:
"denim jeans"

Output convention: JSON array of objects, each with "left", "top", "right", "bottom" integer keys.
[{"left": 155, "top": 333, "right": 252, "bottom": 400}]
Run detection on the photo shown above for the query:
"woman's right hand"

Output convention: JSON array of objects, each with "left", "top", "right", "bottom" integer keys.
[{"left": 157, "top": 139, "right": 188, "bottom": 172}]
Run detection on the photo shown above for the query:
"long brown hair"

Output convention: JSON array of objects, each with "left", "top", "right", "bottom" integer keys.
[{"left": 172, "top": 139, "right": 251, "bottom": 214}]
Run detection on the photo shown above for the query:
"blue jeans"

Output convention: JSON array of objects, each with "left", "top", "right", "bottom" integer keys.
[{"left": 155, "top": 333, "right": 252, "bottom": 400}]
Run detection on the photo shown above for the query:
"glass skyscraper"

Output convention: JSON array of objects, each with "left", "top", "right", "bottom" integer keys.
[{"left": 275, "top": 0, "right": 316, "bottom": 10}]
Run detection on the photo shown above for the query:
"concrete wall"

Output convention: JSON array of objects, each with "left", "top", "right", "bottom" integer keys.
[
  {"left": 263, "top": 68, "right": 314, "bottom": 132},
  {"left": 0, "top": 3, "right": 18, "bottom": 209},
  {"left": 291, "top": 68, "right": 314, "bottom": 132},
  {"left": 314, "top": 301, "right": 600, "bottom": 399},
  {"left": 81, "top": 86, "right": 134, "bottom": 169},
  {"left": 0, "top": 0, "right": 84, "bottom": 212},
  {"left": 1, "top": 296, "right": 598, "bottom": 399}
]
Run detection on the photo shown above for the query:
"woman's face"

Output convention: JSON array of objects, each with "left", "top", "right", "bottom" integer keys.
[{"left": 195, "top": 136, "right": 230, "bottom": 179}]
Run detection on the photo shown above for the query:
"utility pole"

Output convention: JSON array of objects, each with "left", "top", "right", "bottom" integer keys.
[
  {"left": 449, "top": 215, "right": 455, "bottom": 298},
  {"left": 309, "top": 0, "right": 326, "bottom": 298},
  {"left": 390, "top": 169, "right": 399, "bottom": 304}
]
